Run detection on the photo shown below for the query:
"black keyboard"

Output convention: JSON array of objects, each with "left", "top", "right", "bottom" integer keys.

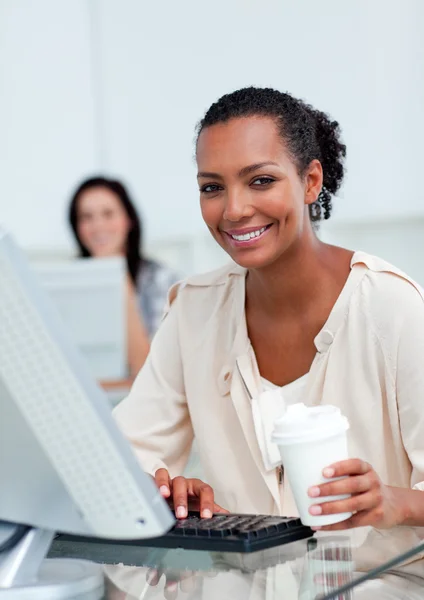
[{"left": 56, "top": 513, "right": 313, "bottom": 553}]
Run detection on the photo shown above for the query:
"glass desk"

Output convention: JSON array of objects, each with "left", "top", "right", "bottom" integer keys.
[{"left": 49, "top": 526, "right": 424, "bottom": 599}]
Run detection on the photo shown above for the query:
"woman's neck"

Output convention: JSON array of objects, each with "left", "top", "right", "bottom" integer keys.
[{"left": 245, "top": 235, "right": 353, "bottom": 319}]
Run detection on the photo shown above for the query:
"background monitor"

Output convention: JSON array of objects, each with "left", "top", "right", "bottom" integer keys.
[{"left": 33, "top": 257, "right": 126, "bottom": 381}]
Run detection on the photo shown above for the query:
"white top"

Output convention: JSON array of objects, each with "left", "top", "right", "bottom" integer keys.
[
  {"left": 251, "top": 374, "right": 309, "bottom": 472},
  {"left": 261, "top": 374, "right": 308, "bottom": 400},
  {"left": 114, "top": 251, "right": 424, "bottom": 522}
]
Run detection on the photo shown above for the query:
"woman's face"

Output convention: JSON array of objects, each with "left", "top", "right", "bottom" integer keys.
[
  {"left": 196, "top": 116, "right": 322, "bottom": 269},
  {"left": 76, "top": 187, "right": 131, "bottom": 257}
]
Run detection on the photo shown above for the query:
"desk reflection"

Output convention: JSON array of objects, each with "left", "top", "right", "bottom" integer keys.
[{"left": 102, "top": 533, "right": 424, "bottom": 600}]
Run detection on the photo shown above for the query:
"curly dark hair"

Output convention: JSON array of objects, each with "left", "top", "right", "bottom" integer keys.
[
  {"left": 196, "top": 87, "right": 346, "bottom": 222},
  {"left": 68, "top": 176, "right": 145, "bottom": 284}
]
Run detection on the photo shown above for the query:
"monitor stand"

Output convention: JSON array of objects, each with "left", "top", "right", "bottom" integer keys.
[{"left": 0, "top": 523, "right": 104, "bottom": 599}]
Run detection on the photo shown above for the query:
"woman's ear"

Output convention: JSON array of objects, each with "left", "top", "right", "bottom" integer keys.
[{"left": 304, "top": 159, "right": 324, "bottom": 206}]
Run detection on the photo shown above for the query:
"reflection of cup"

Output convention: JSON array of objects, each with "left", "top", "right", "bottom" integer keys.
[
  {"left": 272, "top": 403, "right": 351, "bottom": 526},
  {"left": 300, "top": 537, "right": 355, "bottom": 600}
]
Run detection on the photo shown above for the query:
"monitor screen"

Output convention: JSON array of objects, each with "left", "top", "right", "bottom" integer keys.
[{"left": 33, "top": 257, "right": 126, "bottom": 380}]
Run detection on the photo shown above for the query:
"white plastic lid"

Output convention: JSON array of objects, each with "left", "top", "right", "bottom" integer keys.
[{"left": 271, "top": 402, "right": 349, "bottom": 445}]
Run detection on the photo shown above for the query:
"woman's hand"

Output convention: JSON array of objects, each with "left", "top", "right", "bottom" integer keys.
[
  {"left": 307, "top": 459, "right": 404, "bottom": 531},
  {"left": 146, "top": 567, "right": 217, "bottom": 600},
  {"left": 155, "top": 468, "right": 229, "bottom": 519}
]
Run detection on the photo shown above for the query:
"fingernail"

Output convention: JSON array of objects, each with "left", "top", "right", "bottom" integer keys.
[
  {"left": 146, "top": 570, "right": 157, "bottom": 584},
  {"left": 160, "top": 485, "right": 170, "bottom": 496},
  {"left": 311, "top": 526, "right": 322, "bottom": 531},
  {"left": 323, "top": 468, "right": 335, "bottom": 478},
  {"left": 176, "top": 506, "right": 187, "bottom": 519},
  {"left": 146, "top": 571, "right": 156, "bottom": 585},
  {"left": 309, "top": 505, "right": 322, "bottom": 515},
  {"left": 308, "top": 486, "right": 320, "bottom": 498},
  {"left": 166, "top": 582, "right": 178, "bottom": 592},
  {"left": 202, "top": 509, "right": 212, "bottom": 519}
]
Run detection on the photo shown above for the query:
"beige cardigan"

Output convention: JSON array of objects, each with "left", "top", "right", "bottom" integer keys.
[{"left": 114, "top": 251, "right": 424, "bottom": 519}]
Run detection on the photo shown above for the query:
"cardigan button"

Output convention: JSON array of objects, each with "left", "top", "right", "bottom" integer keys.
[
  {"left": 218, "top": 366, "right": 232, "bottom": 395},
  {"left": 317, "top": 329, "right": 334, "bottom": 352}
]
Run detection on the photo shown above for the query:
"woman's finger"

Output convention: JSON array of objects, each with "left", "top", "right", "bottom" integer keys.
[
  {"left": 164, "top": 580, "right": 178, "bottom": 600},
  {"left": 213, "top": 503, "right": 230, "bottom": 514},
  {"left": 312, "top": 509, "right": 374, "bottom": 531},
  {"left": 185, "top": 495, "right": 229, "bottom": 515},
  {"left": 322, "top": 459, "right": 372, "bottom": 479},
  {"left": 172, "top": 476, "right": 189, "bottom": 519},
  {"left": 309, "top": 490, "right": 379, "bottom": 518},
  {"left": 190, "top": 480, "right": 215, "bottom": 518},
  {"left": 155, "top": 468, "right": 171, "bottom": 498},
  {"left": 308, "top": 472, "right": 374, "bottom": 499},
  {"left": 179, "top": 571, "right": 198, "bottom": 593},
  {"left": 199, "top": 483, "right": 215, "bottom": 518},
  {"left": 146, "top": 567, "right": 161, "bottom": 586}
]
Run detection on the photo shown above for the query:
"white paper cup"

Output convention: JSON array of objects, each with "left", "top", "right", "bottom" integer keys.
[{"left": 272, "top": 403, "right": 352, "bottom": 527}]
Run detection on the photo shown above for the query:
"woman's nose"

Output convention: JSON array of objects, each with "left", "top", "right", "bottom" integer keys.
[
  {"left": 223, "top": 190, "right": 254, "bottom": 222},
  {"left": 90, "top": 215, "right": 108, "bottom": 230}
]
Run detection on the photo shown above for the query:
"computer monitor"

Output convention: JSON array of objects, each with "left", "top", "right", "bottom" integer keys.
[
  {"left": 32, "top": 257, "right": 126, "bottom": 381},
  {"left": 0, "top": 229, "right": 174, "bottom": 598}
]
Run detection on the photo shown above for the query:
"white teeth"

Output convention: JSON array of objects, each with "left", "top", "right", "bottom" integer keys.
[{"left": 231, "top": 226, "right": 266, "bottom": 241}]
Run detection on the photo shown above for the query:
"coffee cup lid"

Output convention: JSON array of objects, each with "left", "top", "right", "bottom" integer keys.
[{"left": 272, "top": 403, "right": 349, "bottom": 444}]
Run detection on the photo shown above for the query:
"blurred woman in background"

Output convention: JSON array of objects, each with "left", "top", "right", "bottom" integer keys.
[{"left": 68, "top": 176, "right": 178, "bottom": 376}]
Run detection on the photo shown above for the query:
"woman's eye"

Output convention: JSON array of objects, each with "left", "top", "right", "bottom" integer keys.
[
  {"left": 252, "top": 177, "right": 275, "bottom": 186},
  {"left": 200, "top": 184, "right": 221, "bottom": 193}
]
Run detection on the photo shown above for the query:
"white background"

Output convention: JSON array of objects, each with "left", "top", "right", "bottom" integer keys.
[{"left": 1, "top": 0, "right": 424, "bottom": 278}]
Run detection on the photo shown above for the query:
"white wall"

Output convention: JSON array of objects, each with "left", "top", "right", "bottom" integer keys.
[
  {"left": 1, "top": 0, "right": 424, "bottom": 274},
  {"left": 0, "top": 0, "right": 100, "bottom": 251},
  {"left": 94, "top": 0, "right": 424, "bottom": 242},
  {"left": 321, "top": 217, "right": 424, "bottom": 285}
]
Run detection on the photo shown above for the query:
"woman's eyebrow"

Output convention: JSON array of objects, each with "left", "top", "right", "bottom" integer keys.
[
  {"left": 197, "top": 171, "right": 223, "bottom": 179},
  {"left": 238, "top": 161, "right": 279, "bottom": 177},
  {"left": 197, "top": 161, "right": 279, "bottom": 180}
]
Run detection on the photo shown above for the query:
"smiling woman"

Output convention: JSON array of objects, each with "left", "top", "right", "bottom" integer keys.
[
  {"left": 68, "top": 176, "right": 179, "bottom": 376},
  {"left": 113, "top": 87, "right": 424, "bottom": 541}
]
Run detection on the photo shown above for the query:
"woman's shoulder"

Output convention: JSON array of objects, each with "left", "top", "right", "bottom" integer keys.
[
  {"left": 352, "top": 250, "right": 424, "bottom": 321},
  {"left": 185, "top": 261, "right": 245, "bottom": 288},
  {"left": 164, "top": 261, "right": 245, "bottom": 317}
]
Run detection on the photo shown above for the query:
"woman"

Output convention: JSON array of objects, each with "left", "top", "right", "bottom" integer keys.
[
  {"left": 69, "top": 176, "right": 178, "bottom": 376},
  {"left": 114, "top": 87, "right": 424, "bottom": 532}
]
